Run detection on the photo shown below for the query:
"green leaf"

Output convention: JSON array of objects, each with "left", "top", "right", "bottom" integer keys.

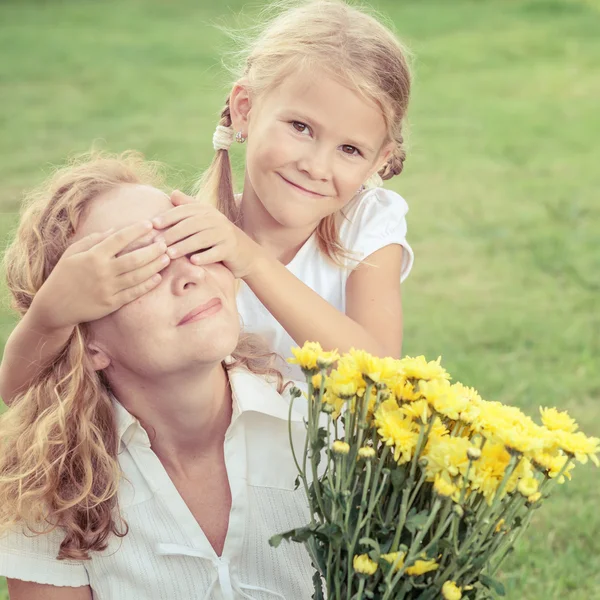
[
  {"left": 480, "top": 574, "right": 506, "bottom": 596},
  {"left": 391, "top": 468, "right": 407, "bottom": 490},
  {"left": 311, "top": 570, "right": 324, "bottom": 600},
  {"left": 405, "top": 508, "right": 430, "bottom": 534},
  {"left": 269, "top": 533, "right": 284, "bottom": 548}
]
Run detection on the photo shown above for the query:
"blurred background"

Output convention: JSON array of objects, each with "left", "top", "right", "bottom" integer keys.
[{"left": 0, "top": 0, "right": 598, "bottom": 598}]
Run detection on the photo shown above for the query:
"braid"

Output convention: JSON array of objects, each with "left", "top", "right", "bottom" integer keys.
[
  {"left": 380, "top": 132, "right": 406, "bottom": 181},
  {"left": 195, "top": 96, "right": 239, "bottom": 223}
]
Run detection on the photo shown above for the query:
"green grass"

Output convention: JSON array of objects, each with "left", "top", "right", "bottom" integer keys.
[{"left": 1, "top": 0, "right": 599, "bottom": 598}]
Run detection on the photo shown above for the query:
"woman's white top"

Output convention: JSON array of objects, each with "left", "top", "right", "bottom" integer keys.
[
  {"left": 237, "top": 187, "right": 414, "bottom": 378},
  {"left": 0, "top": 367, "right": 314, "bottom": 599}
]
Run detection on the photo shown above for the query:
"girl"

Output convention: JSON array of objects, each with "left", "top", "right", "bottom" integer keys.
[
  {"left": 0, "top": 152, "right": 315, "bottom": 599},
  {"left": 0, "top": 0, "right": 413, "bottom": 398}
]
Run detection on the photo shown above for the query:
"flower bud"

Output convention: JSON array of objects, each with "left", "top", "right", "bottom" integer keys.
[
  {"left": 332, "top": 440, "right": 350, "bottom": 455},
  {"left": 453, "top": 505, "right": 464, "bottom": 518},
  {"left": 358, "top": 446, "right": 376, "bottom": 460},
  {"left": 467, "top": 447, "right": 481, "bottom": 461}
]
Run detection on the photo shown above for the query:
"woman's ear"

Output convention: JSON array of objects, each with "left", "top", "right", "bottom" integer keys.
[
  {"left": 229, "top": 79, "right": 253, "bottom": 134},
  {"left": 87, "top": 341, "right": 111, "bottom": 372}
]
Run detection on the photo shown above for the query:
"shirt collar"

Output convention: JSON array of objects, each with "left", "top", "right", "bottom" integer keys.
[{"left": 113, "top": 366, "right": 306, "bottom": 450}]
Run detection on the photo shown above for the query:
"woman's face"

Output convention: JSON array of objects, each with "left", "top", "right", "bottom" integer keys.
[{"left": 77, "top": 184, "right": 240, "bottom": 379}]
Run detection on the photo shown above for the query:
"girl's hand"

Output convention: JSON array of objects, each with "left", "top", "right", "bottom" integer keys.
[
  {"left": 30, "top": 221, "right": 170, "bottom": 330},
  {"left": 151, "top": 191, "right": 263, "bottom": 279}
]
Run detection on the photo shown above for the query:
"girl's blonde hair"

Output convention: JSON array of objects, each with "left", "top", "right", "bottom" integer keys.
[
  {"left": 198, "top": 0, "right": 412, "bottom": 262},
  {"left": 0, "top": 151, "right": 282, "bottom": 560}
]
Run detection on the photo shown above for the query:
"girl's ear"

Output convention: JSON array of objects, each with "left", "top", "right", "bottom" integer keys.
[
  {"left": 87, "top": 341, "right": 111, "bottom": 372},
  {"left": 229, "top": 79, "right": 253, "bottom": 134}
]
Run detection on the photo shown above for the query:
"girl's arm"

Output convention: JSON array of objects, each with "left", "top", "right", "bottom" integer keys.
[
  {"left": 0, "top": 222, "right": 169, "bottom": 404},
  {"left": 7, "top": 580, "right": 93, "bottom": 600},
  {"left": 244, "top": 244, "right": 404, "bottom": 357},
  {"left": 154, "top": 192, "right": 406, "bottom": 358}
]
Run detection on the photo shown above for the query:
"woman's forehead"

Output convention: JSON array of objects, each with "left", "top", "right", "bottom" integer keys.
[{"left": 79, "top": 184, "right": 170, "bottom": 236}]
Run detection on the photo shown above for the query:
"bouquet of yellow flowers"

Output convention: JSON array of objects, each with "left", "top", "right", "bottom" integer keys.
[{"left": 270, "top": 343, "right": 599, "bottom": 600}]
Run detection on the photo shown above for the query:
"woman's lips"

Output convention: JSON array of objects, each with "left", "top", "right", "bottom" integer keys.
[
  {"left": 178, "top": 298, "right": 222, "bottom": 325},
  {"left": 278, "top": 173, "right": 325, "bottom": 197}
]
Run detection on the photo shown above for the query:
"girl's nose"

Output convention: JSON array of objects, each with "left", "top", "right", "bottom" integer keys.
[{"left": 297, "top": 144, "right": 332, "bottom": 181}]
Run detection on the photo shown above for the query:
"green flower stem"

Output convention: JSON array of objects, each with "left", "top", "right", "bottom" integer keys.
[
  {"left": 288, "top": 386, "right": 313, "bottom": 520},
  {"left": 384, "top": 498, "right": 444, "bottom": 597},
  {"left": 407, "top": 468, "right": 427, "bottom": 509},
  {"left": 346, "top": 460, "right": 374, "bottom": 599},
  {"left": 307, "top": 379, "right": 328, "bottom": 521}
]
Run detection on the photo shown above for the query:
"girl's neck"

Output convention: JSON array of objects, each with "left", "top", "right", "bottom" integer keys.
[
  {"left": 107, "top": 361, "right": 232, "bottom": 471},
  {"left": 239, "top": 175, "right": 317, "bottom": 265}
]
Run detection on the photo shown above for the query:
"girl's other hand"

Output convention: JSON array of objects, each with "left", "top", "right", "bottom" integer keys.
[
  {"left": 30, "top": 221, "right": 170, "bottom": 331},
  {"left": 152, "top": 190, "right": 263, "bottom": 279}
]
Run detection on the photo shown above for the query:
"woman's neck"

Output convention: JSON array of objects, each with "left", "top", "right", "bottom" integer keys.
[{"left": 108, "top": 362, "right": 232, "bottom": 470}]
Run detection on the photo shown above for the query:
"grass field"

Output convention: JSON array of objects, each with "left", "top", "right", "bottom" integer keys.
[{"left": 1, "top": 0, "right": 599, "bottom": 598}]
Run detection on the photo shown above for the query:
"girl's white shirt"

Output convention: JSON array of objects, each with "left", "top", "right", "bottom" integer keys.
[
  {"left": 0, "top": 366, "right": 315, "bottom": 599},
  {"left": 237, "top": 187, "right": 414, "bottom": 378}
]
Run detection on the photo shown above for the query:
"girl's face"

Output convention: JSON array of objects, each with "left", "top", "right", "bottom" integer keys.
[
  {"left": 232, "top": 68, "right": 394, "bottom": 231},
  {"left": 76, "top": 184, "right": 240, "bottom": 380}
]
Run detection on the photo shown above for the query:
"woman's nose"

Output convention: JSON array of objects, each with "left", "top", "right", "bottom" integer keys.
[{"left": 169, "top": 256, "right": 207, "bottom": 295}]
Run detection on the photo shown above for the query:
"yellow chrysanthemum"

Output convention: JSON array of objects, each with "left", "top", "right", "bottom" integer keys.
[
  {"left": 288, "top": 342, "right": 339, "bottom": 371},
  {"left": 398, "top": 355, "right": 450, "bottom": 383},
  {"left": 420, "top": 380, "right": 469, "bottom": 421},
  {"left": 350, "top": 349, "right": 401, "bottom": 386},
  {"left": 322, "top": 388, "right": 346, "bottom": 420},
  {"left": 328, "top": 357, "right": 365, "bottom": 399},
  {"left": 353, "top": 554, "right": 378, "bottom": 575},
  {"left": 434, "top": 474, "right": 458, "bottom": 498},
  {"left": 553, "top": 430, "right": 599, "bottom": 466},
  {"left": 406, "top": 558, "right": 439, "bottom": 576},
  {"left": 381, "top": 551, "right": 406, "bottom": 572},
  {"left": 471, "top": 401, "right": 548, "bottom": 456},
  {"left": 375, "top": 399, "right": 420, "bottom": 464},
  {"left": 442, "top": 581, "right": 462, "bottom": 600},
  {"left": 517, "top": 476, "right": 539, "bottom": 498},
  {"left": 393, "top": 379, "right": 421, "bottom": 402},
  {"left": 531, "top": 450, "right": 575, "bottom": 482},
  {"left": 332, "top": 440, "right": 350, "bottom": 455},
  {"left": 540, "top": 407, "right": 578, "bottom": 433},
  {"left": 401, "top": 399, "right": 432, "bottom": 423},
  {"left": 467, "top": 441, "right": 512, "bottom": 504},
  {"left": 528, "top": 491, "right": 542, "bottom": 503},
  {"left": 423, "top": 435, "right": 472, "bottom": 481}
]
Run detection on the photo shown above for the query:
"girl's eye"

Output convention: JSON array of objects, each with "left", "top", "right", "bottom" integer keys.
[
  {"left": 292, "top": 121, "right": 311, "bottom": 135},
  {"left": 341, "top": 145, "right": 361, "bottom": 157}
]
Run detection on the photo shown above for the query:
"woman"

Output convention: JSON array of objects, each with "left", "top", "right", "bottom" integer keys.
[{"left": 0, "top": 152, "right": 313, "bottom": 599}]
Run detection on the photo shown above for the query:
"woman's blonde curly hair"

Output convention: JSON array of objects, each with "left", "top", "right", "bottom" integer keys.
[{"left": 0, "top": 151, "right": 283, "bottom": 560}]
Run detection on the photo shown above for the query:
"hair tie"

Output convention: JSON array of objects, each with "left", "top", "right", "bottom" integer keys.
[{"left": 212, "top": 125, "right": 234, "bottom": 151}]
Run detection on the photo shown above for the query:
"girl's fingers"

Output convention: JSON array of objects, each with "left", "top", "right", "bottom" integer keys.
[
  {"left": 97, "top": 221, "right": 155, "bottom": 256},
  {"left": 113, "top": 240, "right": 168, "bottom": 275},
  {"left": 115, "top": 254, "right": 170, "bottom": 293},
  {"left": 190, "top": 246, "right": 225, "bottom": 267},
  {"left": 65, "top": 229, "right": 115, "bottom": 255},
  {"left": 170, "top": 189, "right": 196, "bottom": 206},
  {"left": 166, "top": 230, "right": 224, "bottom": 259},
  {"left": 114, "top": 273, "right": 163, "bottom": 306},
  {"left": 151, "top": 204, "right": 201, "bottom": 229},
  {"left": 156, "top": 217, "right": 212, "bottom": 248}
]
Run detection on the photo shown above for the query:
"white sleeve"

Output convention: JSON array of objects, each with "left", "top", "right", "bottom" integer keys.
[
  {"left": 0, "top": 524, "right": 89, "bottom": 587},
  {"left": 341, "top": 188, "right": 414, "bottom": 282}
]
